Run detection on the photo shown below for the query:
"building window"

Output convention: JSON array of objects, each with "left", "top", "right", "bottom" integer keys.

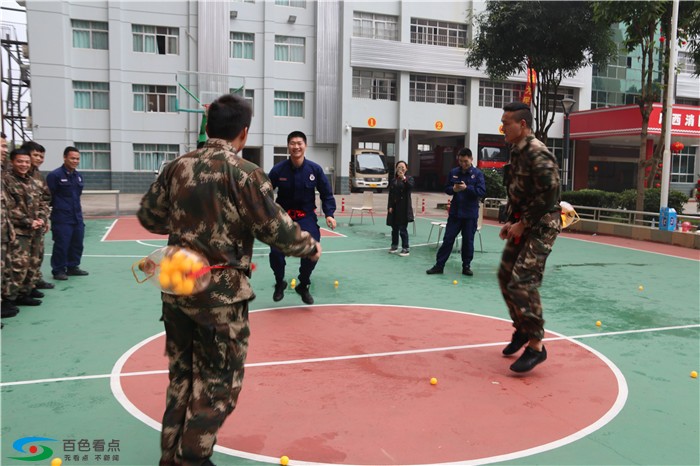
[
  {"left": 671, "top": 146, "right": 696, "bottom": 183},
  {"left": 132, "top": 25, "right": 179, "bottom": 55},
  {"left": 73, "top": 81, "right": 109, "bottom": 110},
  {"left": 232, "top": 0, "right": 255, "bottom": 3},
  {"left": 353, "top": 12, "right": 399, "bottom": 41},
  {"left": 479, "top": 80, "right": 526, "bottom": 108},
  {"left": 75, "top": 142, "right": 110, "bottom": 170},
  {"left": 71, "top": 20, "right": 108, "bottom": 49},
  {"left": 678, "top": 51, "right": 697, "bottom": 75},
  {"left": 410, "top": 74, "right": 466, "bottom": 105},
  {"left": 546, "top": 88, "right": 575, "bottom": 114},
  {"left": 230, "top": 32, "right": 254, "bottom": 59},
  {"left": 352, "top": 69, "right": 397, "bottom": 101},
  {"left": 358, "top": 142, "right": 381, "bottom": 150},
  {"left": 133, "top": 144, "right": 179, "bottom": 171},
  {"left": 133, "top": 85, "right": 177, "bottom": 113},
  {"left": 274, "top": 146, "right": 289, "bottom": 165},
  {"left": 231, "top": 88, "right": 254, "bottom": 109},
  {"left": 275, "top": 0, "right": 306, "bottom": 7},
  {"left": 274, "top": 91, "right": 304, "bottom": 117},
  {"left": 274, "top": 35, "right": 305, "bottom": 63},
  {"left": 410, "top": 18, "right": 467, "bottom": 48},
  {"left": 417, "top": 144, "right": 431, "bottom": 152}
]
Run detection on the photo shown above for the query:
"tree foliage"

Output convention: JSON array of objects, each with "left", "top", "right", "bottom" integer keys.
[{"left": 466, "top": 1, "right": 617, "bottom": 144}]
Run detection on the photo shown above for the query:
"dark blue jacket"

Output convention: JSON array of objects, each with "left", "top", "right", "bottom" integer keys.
[
  {"left": 46, "top": 165, "right": 84, "bottom": 224},
  {"left": 444, "top": 165, "right": 486, "bottom": 219},
  {"left": 268, "top": 158, "right": 336, "bottom": 220}
]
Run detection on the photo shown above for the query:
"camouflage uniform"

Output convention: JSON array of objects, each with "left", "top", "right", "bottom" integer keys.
[
  {"left": 28, "top": 168, "right": 51, "bottom": 284},
  {"left": 138, "top": 138, "right": 318, "bottom": 466},
  {"left": 1, "top": 183, "right": 16, "bottom": 299},
  {"left": 3, "top": 169, "right": 47, "bottom": 300},
  {"left": 498, "top": 135, "right": 561, "bottom": 341}
]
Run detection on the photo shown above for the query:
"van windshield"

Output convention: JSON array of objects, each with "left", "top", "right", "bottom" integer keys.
[{"left": 356, "top": 153, "right": 387, "bottom": 174}]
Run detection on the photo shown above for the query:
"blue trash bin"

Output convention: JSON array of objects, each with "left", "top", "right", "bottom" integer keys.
[{"left": 659, "top": 207, "right": 678, "bottom": 231}]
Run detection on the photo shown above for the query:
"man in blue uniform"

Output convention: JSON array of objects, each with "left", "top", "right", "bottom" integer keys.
[
  {"left": 268, "top": 131, "right": 336, "bottom": 304},
  {"left": 426, "top": 148, "right": 486, "bottom": 276},
  {"left": 46, "top": 146, "right": 89, "bottom": 280}
]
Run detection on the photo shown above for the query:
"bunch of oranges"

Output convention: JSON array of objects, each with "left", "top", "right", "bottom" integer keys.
[{"left": 158, "top": 249, "right": 205, "bottom": 295}]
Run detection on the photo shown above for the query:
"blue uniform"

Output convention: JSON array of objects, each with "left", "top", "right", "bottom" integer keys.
[
  {"left": 46, "top": 165, "right": 85, "bottom": 275},
  {"left": 268, "top": 158, "right": 335, "bottom": 286},
  {"left": 435, "top": 165, "right": 486, "bottom": 269}
]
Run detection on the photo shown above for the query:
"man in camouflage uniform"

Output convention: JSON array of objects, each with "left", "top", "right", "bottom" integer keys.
[
  {"left": 138, "top": 94, "right": 321, "bottom": 466},
  {"left": 1, "top": 179, "right": 19, "bottom": 318},
  {"left": 498, "top": 102, "right": 562, "bottom": 373},
  {"left": 23, "top": 141, "right": 55, "bottom": 291},
  {"left": 3, "top": 148, "right": 47, "bottom": 308}
]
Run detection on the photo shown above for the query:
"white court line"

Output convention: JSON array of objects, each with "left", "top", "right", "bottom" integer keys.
[
  {"left": 100, "top": 219, "right": 119, "bottom": 242},
  {"left": 559, "top": 234, "right": 700, "bottom": 262},
  {"left": 2, "top": 322, "right": 697, "bottom": 388}
]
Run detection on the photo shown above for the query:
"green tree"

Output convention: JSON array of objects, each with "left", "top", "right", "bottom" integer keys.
[
  {"left": 466, "top": 1, "right": 617, "bottom": 144},
  {"left": 592, "top": 1, "right": 667, "bottom": 212}
]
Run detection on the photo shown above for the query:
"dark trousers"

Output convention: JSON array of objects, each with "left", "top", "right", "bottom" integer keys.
[
  {"left": 269, "top": 215, "right": 320, "bottom": 286},
  {"left": 435, "top": 217, "right": 477, "bottom": 269},
  {"left": 391, "top": 224, "right": 409, "bottom": 249},
  {"left": 50, "top": 222, "right": 85, "bottom": 274},
  {"left": 159, "top": 301, "right": 250, "bottom": 466}
]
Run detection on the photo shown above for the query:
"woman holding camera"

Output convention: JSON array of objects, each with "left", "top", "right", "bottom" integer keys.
[{"left": 386, "top": 160, "right": 415, "bottom": 256}]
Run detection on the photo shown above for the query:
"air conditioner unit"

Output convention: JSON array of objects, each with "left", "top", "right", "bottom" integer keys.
[{"left": 21, "top": 44, "right": 29, "bottom": 59}]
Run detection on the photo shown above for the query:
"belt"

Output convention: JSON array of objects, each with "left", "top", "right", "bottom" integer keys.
[{"left": 287, "top": 209, "right": 307, "bottom": 221}]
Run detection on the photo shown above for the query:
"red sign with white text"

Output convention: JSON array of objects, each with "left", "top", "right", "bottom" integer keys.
[{"left": 569, "top": 104, "right": 700, "bottom": 139}]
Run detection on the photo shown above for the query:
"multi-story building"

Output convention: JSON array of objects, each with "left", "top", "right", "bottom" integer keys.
[{"left": 23, "top": 1, "right": 699, "bottom": 195}]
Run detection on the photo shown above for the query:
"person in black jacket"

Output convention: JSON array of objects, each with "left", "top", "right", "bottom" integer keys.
[{"left": 386, "top": 160, "right": 414, "bottom": 256}]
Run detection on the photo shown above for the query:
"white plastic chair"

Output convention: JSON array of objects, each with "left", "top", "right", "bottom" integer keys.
[{"left": 349, "top": 191, "right": 375, "bottom": 225}]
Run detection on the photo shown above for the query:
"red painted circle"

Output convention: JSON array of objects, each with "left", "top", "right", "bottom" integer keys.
[
  {"left": 118, "top": 305, "right": 623, "bottom": 464},
  {"left": 29, "top": 445, "right": 37, "bottom": 454}
]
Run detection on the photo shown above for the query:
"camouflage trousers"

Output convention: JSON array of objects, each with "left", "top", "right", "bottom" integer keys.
[
  {"left": 497, "top": 212, "right": 561, "bottom": 341},
  {"left": 159, "top": 301, "right": 250, "bottom": 466},
  {"left": 1, "top": 240, "right": 10, "bottom": 297},
  {"left": 5, "top": 234, "right": 40, "bottom": 299},
  {"left": 30, "top": 229, "right": 46, "bottom": 282}
]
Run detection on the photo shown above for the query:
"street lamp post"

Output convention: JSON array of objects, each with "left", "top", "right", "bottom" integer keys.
[{"left": 561, "top": 97, "right": 576, "bottom": 191}]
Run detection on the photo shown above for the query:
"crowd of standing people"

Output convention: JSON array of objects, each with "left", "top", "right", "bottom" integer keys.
[{"left": 1, "top": 133, "right": 88, "bottom": 322}]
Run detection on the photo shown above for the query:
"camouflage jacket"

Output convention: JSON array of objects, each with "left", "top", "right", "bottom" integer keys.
[
  {"left": 138, "top": 138, "right": 318, "bottom": 308},
  {"left": 29, "top": 167, "right": 52, "bottom": 220},
  {"left": 3, "top": 170, "right": 47, "bottom": 236},
  {"left": 1, "top": 184, "right": 16, "bottom": 243},
  {"left": 504, "top": 135, "right": 561, "bottom": 228}
]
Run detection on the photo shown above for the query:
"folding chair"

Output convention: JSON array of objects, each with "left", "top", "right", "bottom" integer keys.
[{"left": 349, "top": 191, "right": 374, "bottom": 225}]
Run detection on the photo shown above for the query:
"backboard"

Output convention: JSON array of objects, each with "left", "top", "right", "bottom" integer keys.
[{"left": 176, "top": 71, "right": 246, "bottom": 113}]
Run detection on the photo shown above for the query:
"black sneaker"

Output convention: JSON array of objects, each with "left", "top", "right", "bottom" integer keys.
[
  {"left": 399, "top": 248, "right": 410, "bottom": 257},
  {"left": 426, "top": 266, "right": 444, "bottom": 275},
  {"left": 502, "top": 331, "right": 529, "bottom": 355},
  {"left": 30, "top": 289, "right": 45, "bottom": 298},
  {"left": 15, "top": 295, "right": 42, "bottom": 306},
  {"left": 295, "top": 284, "right": 314, "bottom": 305},
  {"left": 388, "top": 247, "right": 398, "bottom": 254},
  {"left": 510, "top": 345, "right": 547, "bottom": 373},
  {"left": 462, "top": 267, "right": 473, "bottom": 276},
  {"left": 67, "top": 267, "right": 89, "bottom": 276},
  {"left": 53, "top": 273, "right": 68, "bottom": 281},
  {"left": 35, "top": 279, "right": 55, "bottom": 289},
  {"left": 273, "top": 280, "right": 287, "bottom": 302}
]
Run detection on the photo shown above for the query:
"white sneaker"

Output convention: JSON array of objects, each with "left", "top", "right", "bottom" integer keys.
[{"left": 399, "top": 248, "right": 410, "bottom": 257}]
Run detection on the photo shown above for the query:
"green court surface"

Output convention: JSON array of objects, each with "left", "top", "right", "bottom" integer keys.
[{"left": 1, "top": 216, "right": 699, "bottom": 466}]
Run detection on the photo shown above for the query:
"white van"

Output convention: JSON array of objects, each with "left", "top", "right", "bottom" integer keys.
[{"left": 349, "top": 149, "right": 389, "bottom": 193}]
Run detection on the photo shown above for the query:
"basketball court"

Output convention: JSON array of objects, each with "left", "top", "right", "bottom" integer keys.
[{"left": 1, "top": 214, "right": 698, "bottom": 465}]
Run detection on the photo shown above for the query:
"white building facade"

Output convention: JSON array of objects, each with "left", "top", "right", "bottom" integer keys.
[{"left": 25, "top": 0, "right": 699, "bottom": 194}]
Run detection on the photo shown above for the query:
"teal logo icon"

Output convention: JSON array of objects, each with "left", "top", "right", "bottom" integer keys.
[{"left": 9, "top": 436, "right": 57, "bottom": 461}]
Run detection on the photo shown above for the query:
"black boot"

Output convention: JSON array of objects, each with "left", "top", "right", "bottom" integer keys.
[
  {"left": 1, "top": 300, "right": 19, "bottom": 318},
  {"left": 15, "top": 295, "right": 42, "bottom": 306},
  {"left": 35, "top": 279, "right": 55, "bottom": 289},
  {"left": 273, "top": 280, "right": 287, "bottom": 302},
  {"left": 502, "top": 331, "right": 529, "bottom": 355},
  {"left": 295, "top": 283, "right": 314, "bottom": 305},
  {"left": 30, "top": 288, "right": 45, "bottom": 298}
]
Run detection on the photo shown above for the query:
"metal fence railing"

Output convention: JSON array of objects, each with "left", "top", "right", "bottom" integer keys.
[{"left": 483, "top": 198, "right": 700, "bottom": 229}]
